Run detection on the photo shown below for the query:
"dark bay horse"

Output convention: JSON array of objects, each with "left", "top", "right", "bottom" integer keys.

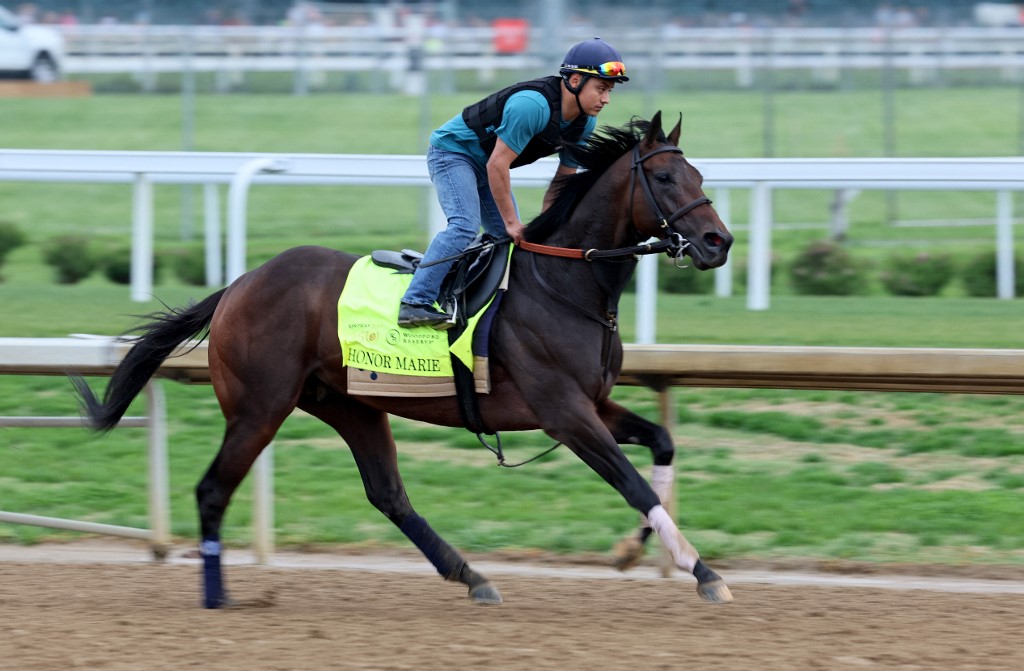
[{"left": 73, "top": 112, "right": 735, "bottom": 607}]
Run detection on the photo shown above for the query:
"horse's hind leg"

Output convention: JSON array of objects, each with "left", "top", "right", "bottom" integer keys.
[
  {"left": 196, "top": 411, "right": 292, "bottom": 608},
  {"left": 300, "top": 396, "right": 502, "bottom": 604}
]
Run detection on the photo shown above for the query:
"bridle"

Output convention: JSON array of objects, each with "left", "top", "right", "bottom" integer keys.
[
  {"left": 627, "top": 143, "right": 711, "bottom": 261},
  {"left": 518, "top": 142, "right": 711, "bottom": 263},
  {"left": 514, "top": 139, "right": 714, "bottom": 336}
]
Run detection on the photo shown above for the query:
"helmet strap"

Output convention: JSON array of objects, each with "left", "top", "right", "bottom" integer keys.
[{"left": 562, "top": 73, "right": 590, "bottom": 118}]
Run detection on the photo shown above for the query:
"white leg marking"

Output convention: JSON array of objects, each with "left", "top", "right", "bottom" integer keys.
[
  {"left": 639, "top": 465, "right": 675, "bottom": 527},
  {"left": 647, "top": 504, "right": 699, "bottom": 572}
]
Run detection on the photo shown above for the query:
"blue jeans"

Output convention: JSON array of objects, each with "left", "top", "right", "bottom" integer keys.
[{"left": 402, "top": 145, "right": 514, "bottom": 307}]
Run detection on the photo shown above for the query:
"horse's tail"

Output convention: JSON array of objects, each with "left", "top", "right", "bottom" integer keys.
[{"left": 72, "top": 288, "right": 227, "bottom": 433}]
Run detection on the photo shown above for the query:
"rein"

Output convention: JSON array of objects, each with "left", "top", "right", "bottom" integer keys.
[{"left": 517, "top": 236, "right": 685, "bottom": 261}]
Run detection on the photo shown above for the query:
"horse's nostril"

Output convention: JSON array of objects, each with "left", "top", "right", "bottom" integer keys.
[{"left": 705, "top": 233, "right": 724, "bottom": 247}]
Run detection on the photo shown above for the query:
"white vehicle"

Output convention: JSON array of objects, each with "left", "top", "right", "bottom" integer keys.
[{"left": 0, "top": 5, "right": 64, "bottom": 82}]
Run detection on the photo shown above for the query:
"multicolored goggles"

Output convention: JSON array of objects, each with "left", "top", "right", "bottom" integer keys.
[{"left": 561, "top": 61, "right": 629, "bottom": 81}]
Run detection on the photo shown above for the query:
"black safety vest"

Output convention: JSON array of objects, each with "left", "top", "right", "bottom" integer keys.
[{"left": 461, "top": 76, "right": 588, "bottom": 169}]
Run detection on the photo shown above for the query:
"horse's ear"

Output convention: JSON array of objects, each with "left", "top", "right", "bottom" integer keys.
[
  {"left": 643, "top": 111, "right": 664, "bottom": 148},
  {"left": 667, "top": 113, "right": 682, "bottom": 147}
]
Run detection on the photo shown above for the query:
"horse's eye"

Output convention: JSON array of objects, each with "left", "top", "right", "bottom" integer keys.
[{"left": 655, "top": 173, "right": 672, "bottom": 184}]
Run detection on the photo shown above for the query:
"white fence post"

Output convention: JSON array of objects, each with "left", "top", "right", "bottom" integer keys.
[
  {"left": 252, "top": 446, "right": 275, "bottom": 564},
  {"left": 635, "top": 254, "right": 658, "bottom": 344},
  {"left": 996, "top": 190, "right": 1016, "bottom": 299},
  {"left": 146, "top": 381, "right": 171, "bottom": 555},
  {"left": 130, "top": 173, "right": 154, "bottom": 302},
  {"left": 203, "top": 183, "right": 223, "bottom": 287},
  {"left": 226, "top": 158, "right": 289, "bottom": 283},
  {"left": 747, "top": 182, "right": 773, "bottom": 311}
]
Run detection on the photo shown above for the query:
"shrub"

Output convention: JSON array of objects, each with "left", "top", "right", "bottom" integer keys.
[
  {"left": 788, "top": 240, "right": 866, "bottom": 296},
  {"left": 171, "top": 246, "right": 208, "bottom": 286},
  {"left": 100, "top": 245, "right": 163, "bottom": 285},
  {"left": 879, "top": 251, "right": 954, "bottom": 297},
  {"left": 0, "top": 221, "right": 26, "bottom": 280},
  {"left": 961, "top": 250, "right": 1024, "bottom": 297},
  {"left": 42, "top": 235, "right": 97, "bottom": 284},
  {"left": 733, "top": 254, "right": 781, "bottom": 290}
]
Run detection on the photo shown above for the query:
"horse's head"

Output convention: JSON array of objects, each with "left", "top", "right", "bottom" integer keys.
[{"left": 631, "top": 111, "right": 733, "bottom": 270}]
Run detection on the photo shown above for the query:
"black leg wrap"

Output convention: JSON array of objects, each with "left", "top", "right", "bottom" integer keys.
[
  {"left": 400, "top": 512, "right": 465, "bottom": 581},
  {"left": 200, "top": 536, "right": 227, "bottom": 608}
]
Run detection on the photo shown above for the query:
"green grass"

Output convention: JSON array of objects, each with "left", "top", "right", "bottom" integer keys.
[
  {"left": 0, "top": 86, "right": 1023, "bottom": 566},
  {"left": 2, "top": 377, "right": 1023, "bottom": 566}
]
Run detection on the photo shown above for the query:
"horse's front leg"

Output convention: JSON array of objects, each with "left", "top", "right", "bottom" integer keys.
[
  {"left": 551, "top": 407, "right": 733, "bottom": 604},
  {"left": 597, "top": 399, "right": 677, "bottom": 571}
]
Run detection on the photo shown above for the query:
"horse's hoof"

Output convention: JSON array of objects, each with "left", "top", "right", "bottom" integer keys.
[
  {"left": 469, "top": 582, "right": 503, "bottom": 605},
  {"left": 612, "top": 536, "right": 644, "bottom": 572},
  {"left": 150, "top": 543, "right": 170, "bottom": 562},
  {"left": 203, "top": 593, "right": 236, "bottom": 609},
  {"left": 696, "top": 579, "right": 734, "bottom": 604}
]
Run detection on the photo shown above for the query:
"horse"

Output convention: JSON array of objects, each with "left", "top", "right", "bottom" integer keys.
[{"left": 72, "top": 111, "right": 735, "bottom": 607}]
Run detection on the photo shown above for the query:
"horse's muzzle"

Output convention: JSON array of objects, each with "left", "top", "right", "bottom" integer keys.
[{"left": 688, "top": 228, "right": 733, "bottom": 269}]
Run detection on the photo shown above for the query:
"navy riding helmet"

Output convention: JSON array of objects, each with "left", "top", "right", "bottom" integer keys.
[{"left": 559, "top": 37, "right": 630, "bottom": 85}]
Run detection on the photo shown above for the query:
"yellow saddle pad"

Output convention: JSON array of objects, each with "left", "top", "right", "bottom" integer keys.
[{"left": 337, "top": 256, "right": 493, "bottom": 397}]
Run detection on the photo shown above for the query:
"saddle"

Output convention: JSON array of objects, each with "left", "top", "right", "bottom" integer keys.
[
  {"left": 370, "top": 234, "right": 511, "bottom": 327},
  {"left": 370, "top": 234, "right": 511, "bottom": 436}
]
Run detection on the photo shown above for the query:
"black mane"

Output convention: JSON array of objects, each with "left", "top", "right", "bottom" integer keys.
[{"left": 524, "top": 118, "right": 663, "bottom": 243}]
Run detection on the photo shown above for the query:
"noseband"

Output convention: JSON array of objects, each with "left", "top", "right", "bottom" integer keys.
[{"left": 628, "top": 144, "right": 711, "bottom": 260}]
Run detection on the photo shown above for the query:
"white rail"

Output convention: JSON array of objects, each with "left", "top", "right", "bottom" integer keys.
[
  {"left": 0, "top": 338, "right": 171, "bottom": 555},
  {"left": 0, "top": 151, "right": 1019, "bottom": 318},
  {"left": 54, "top": 25, "right": 1024, "bottom": 89}
]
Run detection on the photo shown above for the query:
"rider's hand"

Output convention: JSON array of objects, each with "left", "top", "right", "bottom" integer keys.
[{"left": 505, "top": 220, "right": 526, "bottom": 244}]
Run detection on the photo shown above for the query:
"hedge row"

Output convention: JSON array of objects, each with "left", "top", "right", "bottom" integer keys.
[
  {"left": 0, "top": 225, "right": 207, "bottom": 286},
  {"left": 662, "top": 240, "right": 1022, "bottom": 298},
  {"left": 0, "top": 224, "right": 1019, "bottom": 298}
]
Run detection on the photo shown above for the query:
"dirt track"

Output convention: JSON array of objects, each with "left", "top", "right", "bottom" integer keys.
[{"left": 1, "top": 543, "right": 1022, "bottom": 671}]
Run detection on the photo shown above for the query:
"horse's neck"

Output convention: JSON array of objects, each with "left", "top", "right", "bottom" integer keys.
[
  {"left": 549, "top": 174, "right": 635, "bottom": 251},
  {"left": 525, "top": 176, "right": 639, "bottom": 315}
]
